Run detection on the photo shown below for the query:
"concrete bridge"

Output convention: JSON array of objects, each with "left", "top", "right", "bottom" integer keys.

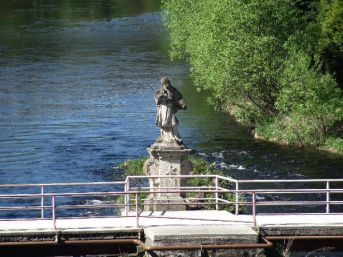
[{"left": 0, "top": 175, "right": 343, "bottom": 256}]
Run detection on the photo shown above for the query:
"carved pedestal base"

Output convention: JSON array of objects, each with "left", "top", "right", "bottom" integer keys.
[
  {"left": 143, "top": 140, "right": 192, "bottom": 211},
  {"left": 144, "top": 196, "right": 187, "bottom": 211}
]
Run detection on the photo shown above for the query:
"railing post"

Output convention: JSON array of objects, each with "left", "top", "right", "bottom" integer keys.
[
  {"left": 135, "top": 193, "right": 139, "bottom": 228},
  {"left": 326, "top": 181, "right": 330, "bottom": 214},
  {"left": 252, "top": 192, "right": 256, "bottom": 227},
  {"left": 125, "top": 179, "right": 130, "bottom": 215},
  {"left": 215, "top": 176, "right": 219, "bottom": 211},
  {"left": 52, "top": 195, "right": 56, "bottom": 231},
  {"left": 41, "top": 186, "right": 44, "bottom": 218},
  {"left": 235, "top": 182, "right": 239, "bottom": 215}
]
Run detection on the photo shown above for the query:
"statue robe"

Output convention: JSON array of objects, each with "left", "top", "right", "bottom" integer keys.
[{"left": 155, "top": 84, "right": 186, "bottom": 142}]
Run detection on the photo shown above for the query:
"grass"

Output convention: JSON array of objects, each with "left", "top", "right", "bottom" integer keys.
[
  {"left": 256, "top": 120, "right": 343, "bottom": 154},
  {"left": 322, "top": 137, "right": 343, "bottom": 153},
  {"left": 118, "top": 157, "right": 148, "bottom": 176}
]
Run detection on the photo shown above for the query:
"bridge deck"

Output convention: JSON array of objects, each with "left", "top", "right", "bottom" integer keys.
[
  {"left": 1, "top": 176, "right": 342, "bottom": 256},
  {"left": 1, "top": 210, "right": 342, "bottom": 235}
]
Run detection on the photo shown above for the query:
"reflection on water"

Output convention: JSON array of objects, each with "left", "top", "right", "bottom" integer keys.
[{"left": 0, "top": 0, "right": 342, "bottom": 188}]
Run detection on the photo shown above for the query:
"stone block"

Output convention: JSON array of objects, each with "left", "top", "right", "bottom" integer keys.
[{"left": 143, "top": 224, "right": 262, "bottom": 257}]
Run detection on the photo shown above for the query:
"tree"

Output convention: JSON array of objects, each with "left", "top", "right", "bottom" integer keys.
[
  {"left": 163, "top": 0, "right": 301, "bottom": 122},
  {"left": 318, "top": 0, "right": 343, "bottom": 88},
  {"left": 162, "top": 0, "right": 343, "bottom": 149}
]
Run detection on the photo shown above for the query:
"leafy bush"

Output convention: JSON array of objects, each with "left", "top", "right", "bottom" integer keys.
[
  {"left": 275, "top": 50, "right": 343, "bottom": 145},
  {"left": 118, "top": 157, "right": 148, "bottom": 176},
  {"left": 324, "top": 137, "right": 343, "bottom": 153},
  {"left": 162, "top": 0, "right": 300, "bottom": 118},
  {"left": 162, "top": 0, "right": 343, "bottom": 152}
]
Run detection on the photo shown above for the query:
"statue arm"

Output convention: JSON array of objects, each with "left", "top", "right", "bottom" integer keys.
[{"left": 170, "top": 87, "right": 187, "bottom": 110}]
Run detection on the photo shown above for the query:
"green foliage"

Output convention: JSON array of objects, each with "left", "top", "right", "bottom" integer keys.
[
  {"left": 324, "top": 137, "right": 343, "bottom": 152},
  {"left": 189, "top": 156, "right": 215, "bottom": 172},
  {"left": 187, "top": 157, "right": 241, "bottom": 212},
  {"left": 162, "top": 0, "right": 343, "bottom": 152},
  {"left": 118, "top": 157, "right": 148, "bottom": 176},
  {"left": 318, "top": 0, "right": 343, "bottom": 87},
  {"left": 275, "top": 50, "right": 343, "bottom": 145},
  {"left": 163, "top": 0, "right": 300, "bottom": 117},
  {"left": 116, "top": 158, "right": 149, "bottom": 207},
  {"left": 319, "top": 0, "right": 343, "bottom": 52}
]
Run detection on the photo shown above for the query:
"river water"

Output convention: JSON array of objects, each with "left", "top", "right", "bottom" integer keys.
[
  {"left": 1, "top": 0, "right": 343, "bottom": 210},
  {"left": 1, "top": 1, "right": 343, "bottom": 256}
]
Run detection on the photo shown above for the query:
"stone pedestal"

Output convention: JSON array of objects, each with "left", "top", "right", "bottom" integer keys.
[{"left": 143, "top": 140, "right": 193, "bottom": 211}]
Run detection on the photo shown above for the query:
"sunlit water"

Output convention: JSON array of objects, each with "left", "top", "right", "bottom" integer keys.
[{"left": 0, "top": 0, "right": 342, "bottom": 217}]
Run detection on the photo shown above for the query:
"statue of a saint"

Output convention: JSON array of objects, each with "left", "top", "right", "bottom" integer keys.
[{"left": 155, "top": 77, "right": 187, "bottom": 144}]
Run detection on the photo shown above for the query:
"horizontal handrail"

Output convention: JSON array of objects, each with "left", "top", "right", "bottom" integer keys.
[
  {"left": 1, "top": 188, "right": 343, "bottom": 199},
  {"left": 0, "top": 181, "right": 125, "bottom": 188},
  {"left": 0, "top": 174, "right": 342, "bottom": 229},
  {"left": 236, "top": 179, "right": 343, "bottom": 183},
  {"left": 1, "top": 176, "right": 341, "bottom": 189},
  {"left": 126, "top": 175, "right": 343, "bottom": 183}
]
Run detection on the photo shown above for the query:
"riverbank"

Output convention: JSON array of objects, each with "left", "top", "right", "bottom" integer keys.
[
  {"left": 224, "top": 107, "right": 343, "bottom": 155},
  {"left": 254, "top": 121, "right": 343, "bottom": 155},
  {"left": 252, "top": 123, "right": 343, "bottom": 155},
  {"left": 254, "top": 130, "right": 343, "bottom": 155},
  {"left": 223, "top": 104, "right": 343, "bottom": 155},
  {"left": 252, "top": 115, "right": 343, "bottom": 155}
]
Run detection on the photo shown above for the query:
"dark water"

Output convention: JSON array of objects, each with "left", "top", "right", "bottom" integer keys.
[{"left": 0, "top": 0, "right": 342, "bottom": 204}]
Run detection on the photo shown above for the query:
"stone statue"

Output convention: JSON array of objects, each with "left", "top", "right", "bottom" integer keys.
[
  {"left": 155, "top": 77, "right": 186, "bottom": 144},
  {"left": 143, "top": 77, "right": 192, "bottom": 211}
]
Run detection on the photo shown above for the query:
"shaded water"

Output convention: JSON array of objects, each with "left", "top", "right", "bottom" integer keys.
[{"left": 0, "top": 0, "right": 342, "bottom": 212}]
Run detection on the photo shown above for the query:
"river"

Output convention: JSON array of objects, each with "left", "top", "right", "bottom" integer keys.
[
  {"left": 1, "top": 0, "right": 342, "bottom": 183},
  {"left": 1, "top": 0, "right": 343, "bottom": 211},
  {"left": 0, "top": 1, "right": 342, "bottom": 256}
]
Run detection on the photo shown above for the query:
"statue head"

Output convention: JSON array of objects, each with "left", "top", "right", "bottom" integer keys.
[{"left": 160, "top": 77, "right": 170, "bottom": 87}]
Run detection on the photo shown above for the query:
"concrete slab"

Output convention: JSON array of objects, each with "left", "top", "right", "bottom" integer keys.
[
  {"left": 255, "top": 214, "right": 343, "bottom": 226},
  {"left": 143, "top": 224, "right": 259, "bottom": 257},
  {"left": 0, "top": 219, "right": 55, "bottom": 233},
  {"left": 144, "top": 224, "right": 257, "bottom": 242},
  {"left": 137, "top": 210, "right": 250, "bottom": 227},
  {"left": 144, "top": 224, "right": 257, "bottom": 237},
  {"left": 1, "top": 211, "right": 343, "bottom": 257},
  {"left": 56, "top": 217, "right": 138, "bottom": 231},
  {"left": 0, "top": 211, "right": 343, "bottom": 235}
]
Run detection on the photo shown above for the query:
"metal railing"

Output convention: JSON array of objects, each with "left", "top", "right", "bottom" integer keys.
[{"left": 0, "top": 175, "right": 342, "bottom": 228}]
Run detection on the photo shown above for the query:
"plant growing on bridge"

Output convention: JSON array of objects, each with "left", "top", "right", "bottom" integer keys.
[
  {"left": 187, "top": 156, "right": 244, "bottom": 213},
  {"left": 118, "top": 157, "right": 148, "bottom": 177}
]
